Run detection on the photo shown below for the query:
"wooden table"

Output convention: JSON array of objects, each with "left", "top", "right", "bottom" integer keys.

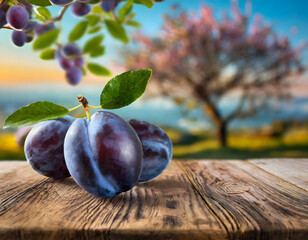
[{"left": 0, "top": 159, "right": 307, "bottom": 240}]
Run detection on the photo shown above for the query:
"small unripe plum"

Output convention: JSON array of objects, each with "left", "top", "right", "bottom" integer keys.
[
  {"left": 24, "top": 116, "right": 75, "bottom": 179},
  {"left": 71, "top": 1, "right": 91, "bottom": 17},
  {"left": 66, "top": 67, "right": 82, "bottom": 85},
  {"left": 64, "top": 111, "right": 143, "bottom": 197},
  {"left": 6, "top": 5, "right": 29, "bottom": 30},
  {"left": 49, "top": 0, "right": 74, "bottom": 6},
  {"left": 128, "top": 119, "right": 173, "bottom": 183},
  {"left": 11, "top": 30, "right": 27, "bottom": 47}
]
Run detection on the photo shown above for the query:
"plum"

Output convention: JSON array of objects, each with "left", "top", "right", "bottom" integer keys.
[
  {"left": 66, "top": 66, "right": 82, "bottom": 85},
  {"left": 100, "top": 0, "right": 120, "bottom": 12},
  {"left": 62, "top": 43, "right": 81, "bottom": 58},
  {"left": 6, "top": 5, "right": 29, "bottom": 30},
  {"left": 71, "top": 2, "right": 91, "bottom": 17},
  {"left": 24, "top": 116, "right": 75, "bottom": 179},
  {"left": 64, "top": 111, "right": 143, "bottom": 197},
  {"left": 49, "top": 0, "right": 74, "bottom": 6},
  {"left": 128, "top": 119, "right": 173, "bottom": 183},
  {"left": 34, "top": 23, "right": 55, "bottom": 36},
  {"left": 11, "top": 30, "right": 27, "bottom": 47}
]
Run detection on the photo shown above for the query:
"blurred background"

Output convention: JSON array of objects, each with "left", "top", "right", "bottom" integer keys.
[{"left": 1, "top": 0, "right": 308, "bottom": 160}]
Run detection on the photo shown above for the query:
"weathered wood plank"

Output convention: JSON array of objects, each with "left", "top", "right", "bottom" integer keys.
[
  {"left": 249, "top": 158, "right": 308, "bottom": 191},
  {"left": 0, "top": 161, "right": 227, "bottom": 240},
  {"left": 177, "top": 160, "right": 308, "bottom": 240}
]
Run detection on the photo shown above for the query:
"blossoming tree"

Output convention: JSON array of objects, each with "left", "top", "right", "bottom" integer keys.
[{"left": 125, "top": 3, "right": 306, "bottom": 147}]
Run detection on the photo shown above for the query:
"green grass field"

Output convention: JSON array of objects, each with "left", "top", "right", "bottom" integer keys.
[{"left": 1, "top": 126, "right": 308, "bottom": 160}]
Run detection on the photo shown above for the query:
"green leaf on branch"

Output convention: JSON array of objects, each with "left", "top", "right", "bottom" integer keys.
[
  {"left": 86, "top": 15, "right": 100, "bottom": 26},
  {"left": 105, "top": 20, "right": 129, "bottom": 43},
  {"left": 88, "top": 26, "right": 102, "bottom": 34},
  {"left": 119, "top": 0, "right": 133, "bottom": 17},
  {"left": 69, "top": 21, "right": 88, "bottom": 42},
  {"left": 25, "top": 0, "right": 51, "bottom": 7},
  {"left": 90, "top": 46, "right": 105, "bottom": 58},
  {"left": 3, "top": 102, "right": 69, "bottom": 129},
  {"left": 83, "top": 35, "right": 103, "bottom": 53},
  {"left": 126, "top": 20, "right": 142, "bottom": 27},
  {"left": 133, "top": 0, "right": 153, "bottom": 8},
  {"left": 87, "top": 63, "right": 111, "bottom": 76},
  {"left": 100, "top": 69, "right": 152, "bottom": 109},
  {"left": 92, "top": 5, "right": 104, "bottom": 14},
  {"left": 40, "top": 48, "right": 55, "bottom": 60},
  {"left": 33, "top": 29, "right": 60, "bottom": 51},
  {"left": 35, "top": 7, "right": 52, "bottom": 20}
]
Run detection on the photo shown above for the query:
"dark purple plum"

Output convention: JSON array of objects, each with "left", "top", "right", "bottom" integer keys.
[
  {"left": 128, "top": 119, "right": 173, "bottom": 183},
  {"left": 34, "top": 23, "right": 55, "bottom": 36},
  {"left": 66, "top": 67, "right": 82, "bottom": 85},
  {"left": 71, "top": 2, "right": 91, "bottom": 17},
  {"left": 100, "top": 0, "right": 120, "bottom": 12},
  {"left": 64, "top": 111, "right": 143, "bottom": 197},
  {"left": 49, "top": 0, "right": 74, "bottom": 6},
  {"left": 24, "top": 116, "right": 75, "bottom": 179},
  {"left": 6, "top": 5, "right": 29, "bottom": 30},
  {"left": 62, "top": 43, "right": 81, "bottom": 57},
  {"left": 11, "top": 30, "right": 27, "bottom": 47},
  {"left": 55, "top": 49, "right": 74, "bottom": 70},
  {"left": 74, "top": 57, "right": 84, "bottom": 67},
  {"left": 24, "top": 21, "right": 37, "bottom": 32},
  {"left": 0, "top": 8, "right": 7, "bottom": 28}
]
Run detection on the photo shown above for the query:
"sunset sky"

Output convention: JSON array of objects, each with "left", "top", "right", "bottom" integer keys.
[{"left": 0, "top": 0, "right": 307, "bottom": 90}]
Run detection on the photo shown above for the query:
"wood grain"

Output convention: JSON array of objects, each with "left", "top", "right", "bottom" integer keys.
[
  {"left": 249, "top": 158, "right": 308, "bottom": 191},
  {"left": 0, "top": 161, "right": 227, "bottom": 240},
  {"left": 177, "top": 160, "right": 308, "bottom": 240}
]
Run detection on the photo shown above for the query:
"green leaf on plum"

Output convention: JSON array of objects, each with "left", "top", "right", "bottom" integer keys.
[
  {"left": 87, "top": 63, "right": 111, "bottom": 76},
  {"left": 105, "top": 20, "right": 129, "bottom": 43},
  {"left": 69, "top": 21, "right": 89, "bottom": 42},
  {"left": 100, "top": 69, "right": 152, "bottom": 109},
  {"left": 33, "top": 29, "right": 60, "bottom": 50},
  {"left": 3, "top": 102, "right": 69, "bottom": 129}
]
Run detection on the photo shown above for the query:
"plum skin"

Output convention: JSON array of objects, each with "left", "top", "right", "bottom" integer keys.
[
  {"left": 128, "top": 119, "right": 173, "bottom": 183},
  {"left": 24, "top": 116, "right": 75, "bottom": 179},
  {"left": 64, "top": 111, "right": 143, "bottom": 197}
]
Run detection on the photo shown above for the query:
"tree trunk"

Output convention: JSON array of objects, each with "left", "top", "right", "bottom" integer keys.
[
  {"left": 217, "top": 121, "right": 228, "bottom": 148},
  {"left": 202, "top": 102, "right": 228, "bottom": 148}
]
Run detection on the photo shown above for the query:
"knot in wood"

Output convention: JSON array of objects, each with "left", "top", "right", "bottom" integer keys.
[{"left": 217, "top": 182, "right": 250, "bottom": 195}]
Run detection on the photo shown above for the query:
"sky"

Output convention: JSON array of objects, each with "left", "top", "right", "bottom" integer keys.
[{"left": 0, "top": 0, "right": 307, "bottom": 88}]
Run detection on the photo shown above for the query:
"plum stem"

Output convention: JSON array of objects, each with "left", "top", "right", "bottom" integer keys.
[
  {"left": 68, "top": 104, "right": 82, "bottom": 112},
  {"left": 77, "top": 95, "right": 91, "bottom": 120},
  {"left": 88, "top": 105, "right": 101, "bottom": 109}
]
